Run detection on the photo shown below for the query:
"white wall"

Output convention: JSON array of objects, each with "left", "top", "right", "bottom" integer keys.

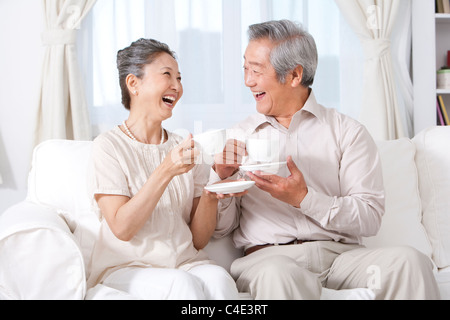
[{"left": 0, "top": 0, "right": 44, "bottom": 214}]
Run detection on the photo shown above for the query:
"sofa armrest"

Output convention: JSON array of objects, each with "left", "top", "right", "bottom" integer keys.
[{"left": 0, "top": 202, "right": 86, "bottom": 300}]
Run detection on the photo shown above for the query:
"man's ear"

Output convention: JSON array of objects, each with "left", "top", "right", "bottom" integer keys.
[{"left": 290, "top": 65, "right": 303, "bottom": 88}]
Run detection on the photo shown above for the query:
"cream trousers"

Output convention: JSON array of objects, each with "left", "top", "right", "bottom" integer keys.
[
  {"left": 231, "top": 241, "right": 440, "bottom": 300},
  {"left": 87, "top": 264, "right": 239, "bottom": 300}
]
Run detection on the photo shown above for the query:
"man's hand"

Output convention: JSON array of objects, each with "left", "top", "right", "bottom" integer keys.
[
  {"left": 213, "top": 139, "right": 247, "bottom": 180},
  {"left": 245, "top": 156, "right": 308, "bottom": 207}
]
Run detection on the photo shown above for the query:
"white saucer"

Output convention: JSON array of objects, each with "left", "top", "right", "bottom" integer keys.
[
  {"left": 240, "top": 162, "right": 287, "bottom": 175},
  {"left": 205, "top": 181, "right": 255, "bottom": 194}
]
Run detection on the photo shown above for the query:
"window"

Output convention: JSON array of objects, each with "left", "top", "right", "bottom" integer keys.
[{"left": 79, "top": 0, "right": 356, "bottom": 138}]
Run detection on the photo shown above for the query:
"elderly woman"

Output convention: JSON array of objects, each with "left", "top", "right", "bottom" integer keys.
[{"left": 86, "top": 38, "right": 239, "bottom": 300}]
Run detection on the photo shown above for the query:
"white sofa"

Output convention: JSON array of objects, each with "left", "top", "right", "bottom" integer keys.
[{"left": 1, "top": 126, "right": 449, "bottom": 300}]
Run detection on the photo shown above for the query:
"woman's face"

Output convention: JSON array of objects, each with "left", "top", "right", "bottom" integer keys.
[{"left": 133, "top": 52, "right": 183, "bottom": 120}]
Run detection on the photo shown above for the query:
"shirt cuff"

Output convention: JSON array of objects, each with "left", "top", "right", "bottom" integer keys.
[
  {"left": 207, "top": 168, "right": 240, "bottom": 185},
  {"left": 299, "top": 186, "right": 335, "bottom": 222}
]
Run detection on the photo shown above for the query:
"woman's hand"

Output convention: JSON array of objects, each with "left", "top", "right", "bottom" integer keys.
[
  {"left": 162, "top": 134, "right": 199, "bottom": 178},
  {"left": 203, "top": 179, "right": 249, "bottom": 200}
]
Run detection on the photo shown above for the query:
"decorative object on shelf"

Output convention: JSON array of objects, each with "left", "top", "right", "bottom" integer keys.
[
  {"left": 448, "top": 50, "right": 450, "bottom": 68},
  {"left": 437, "top": 68, "right": 450, "bottom": 89},
  {"left": 437, "top": 51, "right": 450, "bottom": 90}
]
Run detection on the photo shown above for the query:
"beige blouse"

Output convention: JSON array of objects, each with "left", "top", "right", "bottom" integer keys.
[{"left": 87, "top": 126, "right": 211, "bottom": 288}]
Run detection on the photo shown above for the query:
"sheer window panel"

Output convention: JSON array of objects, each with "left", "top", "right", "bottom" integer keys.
[
  {"left": 79, "top": 0, "right": 356, "bottom": 138},
  {"left": 338, "top": 14, "right": 364, "bottom": 122}
]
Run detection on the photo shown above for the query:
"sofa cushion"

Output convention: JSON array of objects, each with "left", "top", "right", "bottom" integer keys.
[
  {"left": 27, "top": 139, "right": 93, "bottom": 219},
  {"left": 204, "top": 234, "right": 243, "bottom": 272},
  {"left": 414, "top": 126, "right": 450, "bottom": 269},
  {"left": 26, "top": 139, "right": 100, "bottom": 276},
  {"left": 362, "top": 139, "right": 432, "bottom": 258},
  {"left": 0, "top": 202, "right": 86, "bottom": 299},
  {"left": 436, "top": 267, "right": 450, "bottom": 299}
]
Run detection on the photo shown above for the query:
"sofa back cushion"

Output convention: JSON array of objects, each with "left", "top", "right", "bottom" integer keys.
[
  {"left": 414, "top": 126, "right": 450, "bottom": 269},
  {"left": 362, "top": 138, "right": 432, "bottom": 258},
  {"left": 27, "top": 140, "right": 92, "bottom": 215},
  {"left": 27, "top": 139, "right": 100, "bottom": 276}
]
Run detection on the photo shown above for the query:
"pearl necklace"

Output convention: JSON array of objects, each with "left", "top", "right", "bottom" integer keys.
[{"left": 122, "top": 120, "right": 165, "bottom": 145}]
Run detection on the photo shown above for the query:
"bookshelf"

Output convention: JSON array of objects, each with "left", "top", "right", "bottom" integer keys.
[
  {"left": 436, "top": 13, "right": 450, "bottom": 20},
  {"left": 412, "top": 0, "right": 450, "bottom": 133},
  {"left": 437, "top": 89, "right": 450, "bottom": 95}
]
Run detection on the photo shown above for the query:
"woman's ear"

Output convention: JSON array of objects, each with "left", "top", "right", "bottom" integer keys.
[
  {"left": 290, "top": 65, "right": 303, "bottom": 88},
  {"left": 126, "top": 74, "right": 139, "bottom": 96}
]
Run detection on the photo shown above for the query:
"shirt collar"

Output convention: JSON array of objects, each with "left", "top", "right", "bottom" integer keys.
[
  {"left": 299, "top": 90, "right": 324, "bottom": 120},
  {"left": 246, "top": 89, "right": 325, "bottom": 134}
]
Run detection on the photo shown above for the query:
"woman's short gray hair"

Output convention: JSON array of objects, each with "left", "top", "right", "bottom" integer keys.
[
  {"left": 248, "top": 20, "right": 318, "bottom": 87},
  {"left": 117, "top": 38, "right": 176, "bottom": 110}
]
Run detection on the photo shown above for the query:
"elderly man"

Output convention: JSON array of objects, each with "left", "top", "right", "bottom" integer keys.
[{"left": 210, "top": 19, "right": 439, "bottom": 300}]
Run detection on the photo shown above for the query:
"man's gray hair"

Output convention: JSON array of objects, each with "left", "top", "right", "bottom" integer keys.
[{"left": 248, "top": 20, "right": 318, "bottom": 87}]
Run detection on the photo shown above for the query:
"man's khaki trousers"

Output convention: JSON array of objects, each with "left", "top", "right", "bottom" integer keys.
[{"left": 231, "top": 241, "right": 440, "bottom": 300}]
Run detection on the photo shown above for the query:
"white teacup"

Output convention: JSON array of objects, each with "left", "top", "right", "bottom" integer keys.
[
  {"left": 246, "top": 138, "right": 280, "bottom": 163},
  {"left": 193, "top": 129, "right": 227, "bottom": 156}
]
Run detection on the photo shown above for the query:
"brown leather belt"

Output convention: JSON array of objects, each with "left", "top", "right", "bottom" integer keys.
[{"left": 245, "top": 239, "right": 305, "bottom": 256}]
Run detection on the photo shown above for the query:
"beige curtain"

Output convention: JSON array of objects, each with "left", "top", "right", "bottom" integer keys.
[
  {"left": 335, "top": 0, "right": 405, "bottom": 140},
  {"left": 34, "top": 0, "right": 96, "bottom": 146}
]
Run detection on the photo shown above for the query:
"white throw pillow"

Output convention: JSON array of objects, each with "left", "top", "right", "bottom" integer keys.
[
  {"left": 413, "top": 127, "right": 450, "bottom": 268},
  {"left": 362, "top": 139, "right": 432, "bottom": 258}
]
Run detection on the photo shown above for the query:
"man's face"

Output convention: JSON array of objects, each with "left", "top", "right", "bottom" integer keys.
[{"left": 243, "top": 38, "right": 293, "bottom": 117}]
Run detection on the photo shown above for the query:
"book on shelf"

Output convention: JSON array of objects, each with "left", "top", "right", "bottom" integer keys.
[
  {"left": 437, "top": 95, "right": 450, "bottom": 125},
  {"left": 437, "top": 100, "right": 446, "bottom": 125},
  {"left": 436, "top": 0, "right": 450, "bottom": 13}
]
